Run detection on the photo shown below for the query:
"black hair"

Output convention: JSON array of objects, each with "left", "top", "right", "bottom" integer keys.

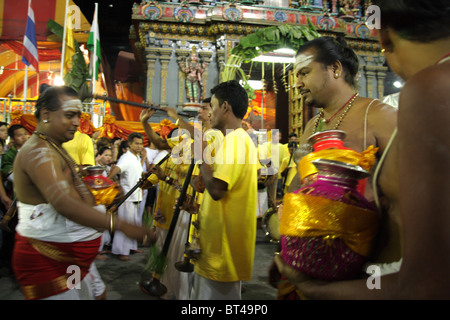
[
  {"left": 0, "top": 122, "right": 7, "bottom": 148},
  {"left": 39, "top": 83, "right": 51, "bottom": 94},
  {"left": 96, "top": 136, "right": 112, "bottom": 149},
  {"left": 203, "top": 97, "right": 211, "bottom": 103},
  {"left": 34, "top": 86, "right": 79, "bottom": 120},
  {"left": 97, "top": 146, "right": 112, "bottom": 156},
  {"left": 372, "top": 0, "right": 450, "bottom": 42},
  {"left": 117, "top": 140, "right": 129, "bottom": 160},
  {"left": 288, "top": 141, "right": 298, "bottom": 149},
  {"left": 128, "top": 132, "right": 144, "bottom": 143},
  {"left": 297, "top": 36, "right": 359, "bottom": 88},
  {"left": 8, "top": 124, "right": 26, "bottom": 139},
  {"left": 210, "top": 80, "right": 248, "bottom": 119}
]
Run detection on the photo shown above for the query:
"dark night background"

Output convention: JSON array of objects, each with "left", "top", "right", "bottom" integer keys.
[{"left": 74, "top": 0, "right": 136, "bottom": 70}]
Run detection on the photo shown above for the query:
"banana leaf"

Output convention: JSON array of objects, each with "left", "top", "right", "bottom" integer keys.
[
  {"left": 231, "top": 19, "right": 320, "bottom": 62},
  {"left": 225, "top": 19, "right": 320, "bottom": 101}
]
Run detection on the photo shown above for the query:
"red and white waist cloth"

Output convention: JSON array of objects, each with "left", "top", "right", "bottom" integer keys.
[{"left": 13, "top": 202, "right": 104, "bottom": 300}]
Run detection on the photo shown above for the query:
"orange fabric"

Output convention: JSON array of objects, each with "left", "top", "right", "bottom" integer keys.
[
  {"left": 114, "top": 82, "right": 145, "bottom": 122},
  {"left": 9, "top": 111, "right": 97, "bottom": 137},
  {"left": 10, "top": 111, "right": 37, "bottom": 135},
  {"left": 9, "top": 110, "right": 176, "bottom": 146},
  {"left": 97, "top": 114, "right": 176, "bottom": 146},
  {"left": 79, "top": 113, "right": 98, "bottom": 136}
]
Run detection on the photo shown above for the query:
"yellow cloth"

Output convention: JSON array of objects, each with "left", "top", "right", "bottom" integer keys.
[
  {"left": 202, "top": 129, "right": 223, "bottom": 165},
  {"left": 281, "top": 192, "right": 379, "bottom": 258},
  {"left": 151, "top": 157, "right": 188, "bottom": 230},
  {"left": 298, "top": 145, "right": 378, "bottom": 181},
  {"left": 185, "top": 129, "right": 224, "bottom": 256},
  {"left": 257, "top": 142, "right": 290, "bottom": 179},
  {"left": 62, "top": 131, "right": 95, "bottom": 166},
  {"left": 194, "top": 128, "right": 258, "bottom": 282},
  {"left": 278, "top": 143, "right": 290, "bottom": 179},
  {"left": 63, "top": 14, "right": 76, "bottom": 74},
  {"left": 280, "top": 154, "right": 297, "bottom": 193},
  {"left": 88, "top": 185, "right": 118, "bottom": 207}
]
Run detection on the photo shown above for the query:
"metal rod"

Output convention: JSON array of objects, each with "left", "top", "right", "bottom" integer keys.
[
  {"left": 107, "top": 152, "right": 171, "bottom": 210},
  {"left": 91, "top": 94, "right": 193, "bottom": 117}
]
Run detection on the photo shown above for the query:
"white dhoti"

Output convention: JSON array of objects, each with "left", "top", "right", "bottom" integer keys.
[
  {"left": 100, "top": 230, "right": 110, "bottom": 250},
  {"left": 158, "top": 210, "right": 194, "bottom": 300},
  {"left": 257, "top": 188, "right": 269, "bottom": 218},
  {"left": 137, "top": 189, "right": 148, "bottom": 226},
  {"left": 15, "top": 202, "right": 106, "bottom": 300},
  {"left": 111, "top": 201, "right": 139, "bottom": 256},
  {"left": 191, "top": 273, "right": 241, "bottom": 300}
]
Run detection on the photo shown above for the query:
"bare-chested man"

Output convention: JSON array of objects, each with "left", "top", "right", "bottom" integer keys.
[
  {"left": 12, "top": 86, "right": 155, "bottom": 300},
  {"left": 276, "top": 0, "right": 450, "bottom": 299},
  {"left": 271, "top": 36, "right": 398, "bottom": 298}
]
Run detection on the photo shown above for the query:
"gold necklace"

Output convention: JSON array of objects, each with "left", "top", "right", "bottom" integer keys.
[
  {"left": 313, "top": 92, "right": 359, "bottom": 133},
  {"left": 34, "top": 131, "right": 95, "bottom": 203}
]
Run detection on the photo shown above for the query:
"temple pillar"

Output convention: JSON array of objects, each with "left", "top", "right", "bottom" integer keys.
[
  {"left": 376, "top": 66, "right": 388, "bottom": 98},
  {"left": 145, "top": 48, "right": 159, "bottom": 103},
  {"left": 158, "top": 48, "right": 173, "bottom": 106},
  {"left": 363, "top": 65, "right": 377, "bottom": 98}
]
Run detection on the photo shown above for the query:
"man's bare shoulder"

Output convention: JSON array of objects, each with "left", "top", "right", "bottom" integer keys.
[
  {"left": 401, "top": 62, "right": 450, "bottom": 113},
  {"left": 16, "top": 138, "right": 59, "bottom": 167},
  {"left": 360, "top": 97, "right": 397, "bottom": 117}
]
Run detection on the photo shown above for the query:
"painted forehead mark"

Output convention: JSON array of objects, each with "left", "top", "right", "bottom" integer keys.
[
  {"left": 295, "top": 53, "right": 315, "bottom": 71},
  {"left": 61, "top": 99, "right": 82, "bottom": 112}
]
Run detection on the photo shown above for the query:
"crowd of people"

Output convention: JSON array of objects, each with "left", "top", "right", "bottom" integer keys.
[{"left": 0, "top": 0, "right": 449, "bottom": 300}]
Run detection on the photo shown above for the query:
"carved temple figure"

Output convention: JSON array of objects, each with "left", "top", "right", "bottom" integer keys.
[
  {"left": 339, "top": 0, "right": 360, "bottom": 20},
  {"left": 179, "top": 47, "right": 207, "bottom": 104}
]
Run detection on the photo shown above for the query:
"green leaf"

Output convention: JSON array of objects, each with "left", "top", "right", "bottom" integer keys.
[{"left": 224, "top": 21, "right": 320, "bottom": 95}]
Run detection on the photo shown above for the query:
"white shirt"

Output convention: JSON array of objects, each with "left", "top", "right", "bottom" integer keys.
[
  {"left": 116, "top": 150, "right": 143, "bottom": 202},
  {"left": 144, "top": 148, "right": 169, "bottom": 170}
]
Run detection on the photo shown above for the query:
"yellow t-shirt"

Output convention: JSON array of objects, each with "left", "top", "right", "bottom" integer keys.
[
  {"left": 280, "top": 154, "right": 297, "bottom": 194},
  {"left": 151, "top": 157, "right": 191, "bottom": 230},
  {"left": 257, "top": 141, "right": 290, "bottom": 179},
  {"left": 194, "top": 128, "right": 258, "bottom": 282},
  {"left": 62, "top": 131, "right": 95, "bottom": 166},
  {"left": 277, "top": 143, "right": 290, "bottom": 179}
]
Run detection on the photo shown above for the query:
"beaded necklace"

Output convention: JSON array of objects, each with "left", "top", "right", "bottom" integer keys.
[
  {"left": 313, "top": 92, "right": 359, "bottom": 133},
  {"left": 34, "top": 131, "right": 96, "bottom": 203}
]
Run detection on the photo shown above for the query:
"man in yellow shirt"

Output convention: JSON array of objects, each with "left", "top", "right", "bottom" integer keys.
[
  {"left": 62, "top": 131, "right": 95, "bottom": 168},
  {"left": 192, "top": 80, "right": 258, "bottom": 300}
]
